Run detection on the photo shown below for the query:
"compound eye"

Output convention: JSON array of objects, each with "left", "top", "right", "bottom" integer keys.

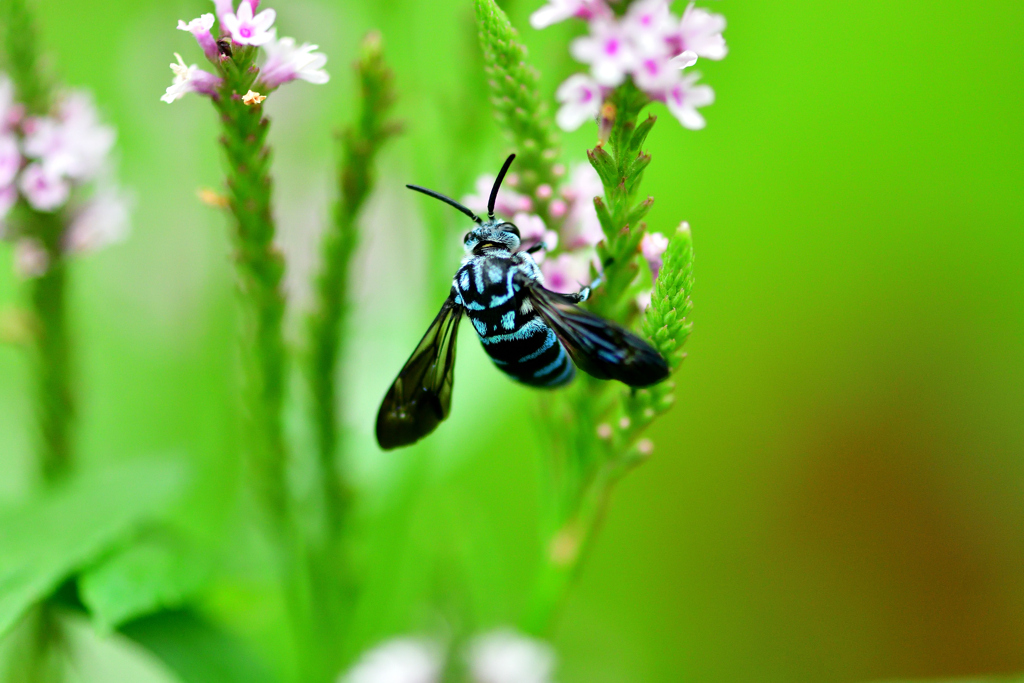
[
  {"left": 503, "top": 223, "right": 520, "bottom": 238},
  {"left": 463, "top": 232, "right": 472, "bottom": 244}
]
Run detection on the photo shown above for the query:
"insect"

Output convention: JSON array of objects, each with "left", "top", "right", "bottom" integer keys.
[{"left": 376, "top": 154, "right": 669, "bottom": 450}]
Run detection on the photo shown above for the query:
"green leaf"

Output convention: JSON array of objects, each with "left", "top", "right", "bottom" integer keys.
[
  {"left": 0, "top": 458, "right": 187, "bottom": 640},
  {"left": 79, "top": 533, "right": 213, "bottom": 633},
  {"left": 121, "top": 610, "right": 279, "bottom": 683}
]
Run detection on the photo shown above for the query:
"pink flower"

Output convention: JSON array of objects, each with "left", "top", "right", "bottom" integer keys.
[
  {"left": 18, "top": 163, "right": 70, "bottom": 211},
  {"left": 223, "top": 1, "right": 276, "bottom": 46},
  {"left": 529, "top": 0, "right": 610, "bottom": 29},
  {"left": 23, "top": 94, "right": 115, "bottom": 181},
  {"left": 623, "top": 0, "right": 676, "bottom": 57},
  {"left": 14, "top": 238, "right": 49, "bottom": 278},
  {"left": 260, "top": 33, "right": 329, "bottom": 89},
  {"left": 64, "top": 185, "right": 131, "bottom": 254},
  {"left": 554, "top": 74, "right": 602, "bottom": 132},
  {"left": 513, "top": 212, "right": 558, "bottom": 261},
  {"left": 570, "top": 20, "right": 637, "bottom": 87},
  {"left": 665, "top": 72, "right": 714, "bottom": 130},
  {"left": 161, "top": 53, "right": 223, "bottom": 103},
  {"left": 678, "top": 2, "right": 728, "bottom": 60},
  {"left": 560, "top": 163, "right": 604, "bottom": 248},
  {"left": 640, "top": 231, "right": 669, "bottom": 279},
  {"left": 635, "top": 289, "right": 653, "bottom": 312},
  {"left": 177, "top": 13, "right": 219, "bottom": 63},
  {"left": 213, "top": 0, "right": 235, "bottom": 26},
  {"left": 541, "top": 252, "right": 593, "bottom": 294},
  {"left": 462, "top": 174, "right": 533, "bottom": 216},
  {"left": 0, "top": 133, "right": 20, "bottom": 187}
]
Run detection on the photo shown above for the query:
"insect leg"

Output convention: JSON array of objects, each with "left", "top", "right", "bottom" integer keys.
[{"left": 525, "top": 241, "right": 546, "bottom": 254}]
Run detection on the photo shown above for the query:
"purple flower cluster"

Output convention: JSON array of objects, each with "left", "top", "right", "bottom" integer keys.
[
  {"left": 461, "top": 162, "right": 668, "bottom": 299},
  {"left": 532, "top": 0, "right": 727, "bottom": 131},
  {"left": 0, "top": 75, "right": 129, "bottom": 277},
  {"left": 163, "top": 0, "right": 329, "bottom": 104}
]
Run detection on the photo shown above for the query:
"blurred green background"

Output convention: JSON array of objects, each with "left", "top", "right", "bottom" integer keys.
[{"left": 1, "top": 0, "right": 1023, "bottom": 681}]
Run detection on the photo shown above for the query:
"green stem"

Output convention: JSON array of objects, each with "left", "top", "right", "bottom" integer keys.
[
  {"left": 306, "top": 32, "right": 398, "bottom": 535},
  {"left": 212, "top": 46, "right": 289, "bottom": 526},
  {"left": 0, "top": 0, "right": 51, "bottom": 115},
  {"left": 31, "top": 214, "right": 73, "bottom": 482}
]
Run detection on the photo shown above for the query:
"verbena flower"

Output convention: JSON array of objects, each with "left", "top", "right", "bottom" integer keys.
[
  {"left": 162, "top": 5, "right": 328, "bottom": 103},
  {"left": 23, "top": 93, "right": 115, "bottom": 181},
  {"left": 640, "top": 230, "right": 669, "bottom": 278},
  {"left": 64, "top": 185, "right": 131, "bottom": 253},
  {"left": 463, "top": 174, "right": 533, "bottom": 215},
  {"left": 678, "top": 1, "right": 728, "bottom": 60},
  {"left": 18, "top": 162, "right": 69, "bottom": 211},
  {"left": 161, "top": 53, "right": 223, "bottom": 103},
  {"left": 0, "top": 133, "right": 18, "bottom": 188},
  {"left": 537, "top": 0, "right": 727, "bottom": 131},
  {"left": 529, "top": 0, "right": 610, "bottom": 29},
  {"left": 466, "top": 630, "right": 556, "bottom": 683},
  {"left": 541, "top": 251, "right": 594, "bottom": 293},
  {"left": 177, "top": 13, "right": 219, "bottom": 63},
  {"left": 260, "top": 33, "right": 330, "bottom": 88},
  {"left": 341, "top": 638, "right": 442, "bottom": 683},
  {"left": 0, "top": 74, "right": 129, "bottom": 272},
  {"left": 666, "top": 71, "right": 714, "bottom": 130},
  {"left": 340, "top": 630, "right": 556, "bottom": 683},
  {"left": 222, "top": 1, "right": 277, "bottom": 46},
  {"left": 555, "top": 73, "right": 602, "bottom": 131}
]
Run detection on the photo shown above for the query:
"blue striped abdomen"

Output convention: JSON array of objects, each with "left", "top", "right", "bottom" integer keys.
[{"left": 454, "top": 258, "right": 574, "bottom": 388}]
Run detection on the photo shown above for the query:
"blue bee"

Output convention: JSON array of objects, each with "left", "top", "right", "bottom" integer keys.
[{"left": 377, "top": 154, "right": 668, "bottom": 449}]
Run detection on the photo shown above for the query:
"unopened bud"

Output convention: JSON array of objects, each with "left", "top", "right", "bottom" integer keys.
[{"left": 596, "top": 423, "right": 613, "bottom": 439}]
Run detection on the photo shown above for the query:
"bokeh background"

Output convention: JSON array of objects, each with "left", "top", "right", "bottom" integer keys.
[{"left": 1, "top": 0, "right": 1023, "bottom": 681}]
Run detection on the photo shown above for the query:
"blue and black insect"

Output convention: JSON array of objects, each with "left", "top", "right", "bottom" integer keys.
[{"left": 376, "top": 154, "right": 669, "bottom": 450}]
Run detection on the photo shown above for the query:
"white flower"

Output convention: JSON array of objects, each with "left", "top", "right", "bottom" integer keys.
[
  {"left": 0, "top": 133, "right": 19, "bottom": 187},
  {"left": 640, "top": 231, "right": 669, "bottom": 279},
  {"left": 679, "top": 2, "right": 728, "bottom": 60},
  {"left": 223, "top": 1, "right": 276, "bottom": 47},
  {"left": 161, "top": 53, "right": 222, "bottom": 103},
  {"left": 560, "top": 163, "right": 604, "bottom": 248},
  {"left": 18, "top": 162, "right": 70, "bottom": 211},
  {"left": 213, "top": 0, "right": 235, "bottom": 25},
  {"left": 462, "top": 174, "right": 532, "bottom": 217},
  {"left": 570, "top": 20, "right": 637, "bottom": 87},
  {"left": 554, "top": 74, "right": 602, "bottom": 132},
  {"left": 665, "top": 72, "right": 714, "bottom": 130},
  {"left": 467, "top": 630, "right": 556, "bottom": 683},
  {"left": 541, "top": 252, "right": 593, "bottom": 294},
  {"left": 341, "top": 638, "right": 442, "bottom": 683},
  {"left": 64, "top": 185, "right": 131, "bottom": 254},
  {"left": 178, "top": 13, "right": 219, "bottom": 62},
  {"left": 260, "top": 33, "right": 329, "bottom": 89},
  {"left": 14, "top": 238, "right": 49, "bottom": 278},
  {"left": 529, "top": 0, "right": 610, "bottom": 29}
]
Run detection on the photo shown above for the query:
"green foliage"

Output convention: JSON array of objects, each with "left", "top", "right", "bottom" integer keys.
[
  {"left": 0, "top": 459, "right": 186, "bottom": 640},
  {"left": 79, "top": 534, "right": 212, "bottom": 633},
  {"left": 122, "top": 610, "right": 279, "bottom": 683},
  {"left": 475, "top": 0, "right": 560, "bottom": 225},
  {"left": 211, "top": 45, "right": 289, "bottom": 525},
  {"left": 306, "top": 31, "right": 400, "bottom": 533}
]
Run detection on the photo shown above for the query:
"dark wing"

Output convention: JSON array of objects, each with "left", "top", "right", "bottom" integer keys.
[
  {"left": 376, "top": 293, "right": 463, "bottom": 450},
  {"left": 520, "top": 276, "right": 669, "bottom": 387}
]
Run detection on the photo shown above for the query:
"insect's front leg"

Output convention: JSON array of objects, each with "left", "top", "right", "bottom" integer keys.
[{"left": 525, "top": 241, "right": 546, "bottom": 254}]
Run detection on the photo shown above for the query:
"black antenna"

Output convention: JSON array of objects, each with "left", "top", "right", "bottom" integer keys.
[
  {"left": 488, "top": 153, "right": 516, "bottom": 220},
  {"left": 406, "top": 185, "right": 482, "bottom": 224}
]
